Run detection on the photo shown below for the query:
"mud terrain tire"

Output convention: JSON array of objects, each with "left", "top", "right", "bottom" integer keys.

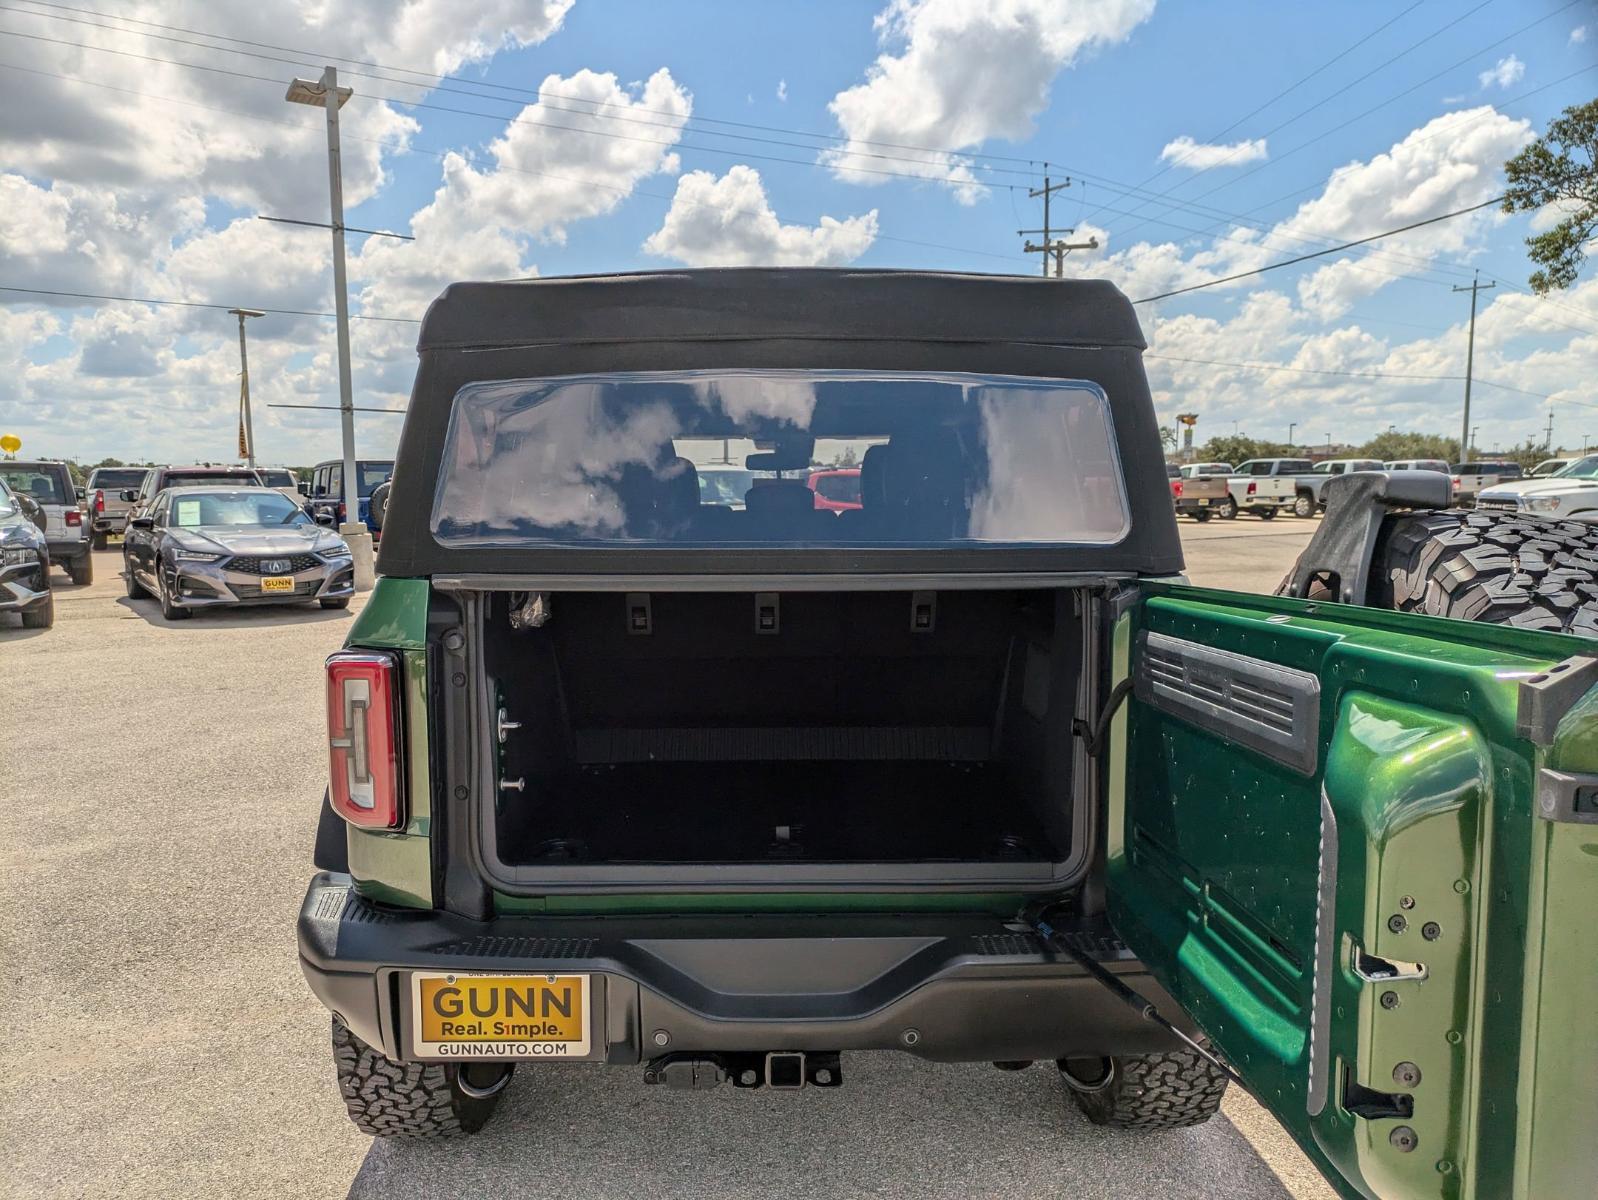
[{"left": 1370, "top": 510, "right": 1598, "bottom": 637}]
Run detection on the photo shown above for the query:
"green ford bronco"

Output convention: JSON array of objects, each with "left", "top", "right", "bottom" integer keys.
[{"left": 300, "top": 270, "right": 1598, "bottom": 1199}]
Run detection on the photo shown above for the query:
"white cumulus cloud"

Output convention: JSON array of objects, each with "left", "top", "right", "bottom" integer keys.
[
  {"left": 1477, "top": 54, "right": 1525, "bottom": 90},
  {"left": 1158, "top": 135, "right": 1269, "bottom": 169},
  {"left": 824, "top": 0, "right": 1155, "bottom": 203},
  {"left": 643, "top": 165, "right": 878, "bottom": 266},
  {"left": 1570, "top": 25, "right": 1588, "bottom": 45}
]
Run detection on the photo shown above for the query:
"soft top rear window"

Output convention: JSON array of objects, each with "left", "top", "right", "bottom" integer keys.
[
  {"left": 431, "top": 370, "right": 1129, "bottom": 548},
  {"left": 0, "top": 465, "right": 70, "bottom": 505}
]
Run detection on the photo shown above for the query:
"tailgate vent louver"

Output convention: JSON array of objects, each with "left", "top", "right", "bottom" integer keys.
[
  {"left": 432, "top": 936, "right": 598, "bottom": 960},
  {"left": 1135, "top": 631, "right": 1321, "bottom": 775}
]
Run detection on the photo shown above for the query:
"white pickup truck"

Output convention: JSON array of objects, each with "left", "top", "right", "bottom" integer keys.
[{"left": 1224, "top": 459, "right": 1308, "bottom": 518}]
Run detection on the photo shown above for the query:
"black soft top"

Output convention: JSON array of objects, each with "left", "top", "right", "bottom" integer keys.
[
  {"left": 381, "top": 269, "right": 1181, "bottom": 580},
  {"left": 417, "top": 269, "right": 1147, "bottom": 353}
]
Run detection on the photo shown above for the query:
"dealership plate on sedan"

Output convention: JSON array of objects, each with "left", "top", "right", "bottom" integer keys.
[
  {"left": 260, "top": 576, "right": 296, "bottom": 593},
  {"left": 410, "top": 972, "right": 589, "bottom": 1059}
]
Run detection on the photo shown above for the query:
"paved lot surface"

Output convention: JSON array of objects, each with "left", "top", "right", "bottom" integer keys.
[{"left": 1, "top": 520, "right": 1333, "bottom": 1200}]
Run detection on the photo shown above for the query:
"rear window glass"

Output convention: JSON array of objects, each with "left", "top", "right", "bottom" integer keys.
[
  {"left": 87, "top": 468, "right": 148, "bottom": 489},
  {"left": 812, "top": 472, "right": 863, "bottom": 503},
  {"left": 431, "top": 370, "right": 1129, "bottom": 548},
  {"left": 257, "top": 469, "right": 297, "bottom": 487},
  {"left": 161, "top": 471, "right": 258, "bottom": 490},
  {"left": 0, "top": 466, "right": 69, "bottom": 504}
]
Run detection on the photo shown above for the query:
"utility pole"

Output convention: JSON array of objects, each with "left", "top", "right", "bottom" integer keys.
[
  {"left": 1018, "top": 174, "right": 1099, "bottom": 276},
  {"left": 286, "top": 65, "right": 373, "bottom": 591},
  {"left": 1544, "top": 407, "right": 1555, "bottom": 452},
  {"left": 1452, "top": 271, "right": 1494, "bottom": 465},
  {"left": 228, "top": 308, "right": 264, "bottom": 469},
  {"left": 1288, "top": 422, "right": 1296, "bottom": 446}
]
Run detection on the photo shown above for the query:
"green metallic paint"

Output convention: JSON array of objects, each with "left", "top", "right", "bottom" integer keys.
[
  {"left": 343, "top": 583, "right": 436, "bottom": 910},
  {"left": 1110, "top": 585, "right": 1590, "bottom": 1200},
  {"left": 500, "top": 891, "right": 1032, "bottom": 916},
  {"left": 346, "top": 576, "right": 431, "bottom": 649}
]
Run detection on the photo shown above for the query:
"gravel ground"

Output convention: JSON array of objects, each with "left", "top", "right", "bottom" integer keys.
[{"left": 0, "top": 523, "right": 1332, "bottom": 1200}]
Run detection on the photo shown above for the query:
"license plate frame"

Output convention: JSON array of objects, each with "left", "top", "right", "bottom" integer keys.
[
  {"left": 260, "top": 575, "right": 296, "bottom": 594},
  {"left": 409, "top": 971, "right": 591, "bottom": 1060}
]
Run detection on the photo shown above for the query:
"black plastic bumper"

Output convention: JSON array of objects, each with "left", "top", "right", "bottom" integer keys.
[{"left": 298, "top": 873, "right": 1192, "bottom": 1066}]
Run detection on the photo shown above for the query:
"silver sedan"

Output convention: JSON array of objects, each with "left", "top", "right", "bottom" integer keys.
[{"left": 122, "top": 486, "right": 355, "bottom": 621}]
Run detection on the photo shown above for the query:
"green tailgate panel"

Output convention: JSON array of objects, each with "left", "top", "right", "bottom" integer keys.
[{"left": 1110, "top": 585, "right": 1597, "bottom": 1200}]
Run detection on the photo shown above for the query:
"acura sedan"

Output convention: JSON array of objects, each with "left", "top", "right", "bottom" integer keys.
[{"left": 123, "top": 486, "right": 355, "bottom": 621}]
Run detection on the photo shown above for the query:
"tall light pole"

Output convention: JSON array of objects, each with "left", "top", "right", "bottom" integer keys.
[
  {"left": 1288, "top": 422, "right": 1296, "bottom": 446},
  {"left": 286, "top": 65, "right": 373, "bottom": 591},
  {"left": 227, "top": 308, "right": 264, "bottom": 469}
]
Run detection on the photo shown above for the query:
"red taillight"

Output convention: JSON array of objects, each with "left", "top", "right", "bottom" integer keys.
[
  {"left": 326, "top": 651, "right": 404, "bottom": 829},
  {"left": 1172, "top": 480, "right": 1184, "bottom": 498},
  {"left": 1247, "top": 481, "right": 1258, "bottom": 496},
  {"left": 94, "top": 489, "right": 105, "bottom": 514},
  {"left": 1451, "top": 477, "right": 1461, "bottom": 491},
  {"left": 65, "top": 509, "right": 82, "bottom": 526}
]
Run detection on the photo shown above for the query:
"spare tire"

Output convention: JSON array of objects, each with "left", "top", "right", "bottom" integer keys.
[{"left": 1369, "top": 509, "right": 1598, "bottom": 637}]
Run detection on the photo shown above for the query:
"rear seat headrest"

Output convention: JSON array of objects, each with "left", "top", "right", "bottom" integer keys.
[{"left": 744, "top": 479, "right": 815, "bottom": 516}]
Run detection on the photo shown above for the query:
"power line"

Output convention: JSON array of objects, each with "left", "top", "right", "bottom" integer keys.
[
  {"left": 0, "top": 284, "right": 421, "bottom": 322},
  {"left": 1131, "top": 197, "right": 1504, "bottom": 304},
  {"left": 1110, "top": 1, "right": 1581, "bottom": 244},
  {"left": 1093, "top": 0, "right": 1496, "bottom": 234}
]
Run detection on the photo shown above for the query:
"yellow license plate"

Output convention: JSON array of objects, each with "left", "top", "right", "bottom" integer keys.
[
  {"left": 410, "top": 972, "right": 590, "bottom": 1059},
  {"left": 260, "top": 576, "right": 295, "bottom": 593}
]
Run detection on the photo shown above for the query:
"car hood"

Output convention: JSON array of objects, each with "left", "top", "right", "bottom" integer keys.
[
  {"left": 171, "top": 525, "right": 344, "bottom": 556},
  {"left": 1478, "top": 478, "right": 1598, "bottom": 499}
]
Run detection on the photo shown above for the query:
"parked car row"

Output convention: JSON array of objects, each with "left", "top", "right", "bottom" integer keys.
[
  {"left": 1166, "top": 457, "right": 1549, "bottom": 520},
  {"left": 0, "top": 456, "right": 394, "bottom": 628}
]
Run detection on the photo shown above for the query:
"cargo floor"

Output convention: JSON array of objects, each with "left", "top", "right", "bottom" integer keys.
[{"left": 498, "top": 761, "right": 1058, "bottom": 865}]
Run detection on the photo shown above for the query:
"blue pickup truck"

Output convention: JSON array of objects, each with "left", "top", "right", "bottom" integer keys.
[{"left": 304, "top": 459, "right": 394, "bottom": 532}]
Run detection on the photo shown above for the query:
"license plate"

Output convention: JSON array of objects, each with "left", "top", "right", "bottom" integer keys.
[
  {"left": 1197, "top": 499, "right": 1209, "bottom": 506},
  {"left": 260, "top": 576, "right": 295, "bottom": 593},
  {"left": 411, "top": 972, "right": 590, "bottom": 1059}
]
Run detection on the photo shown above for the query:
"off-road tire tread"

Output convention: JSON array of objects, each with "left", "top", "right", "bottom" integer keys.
[
  {"left": 68, "top": 552, "right": 93, "bottom": 586},
  {"left": 1067, "top": 1048, "right": 1228, "bottom": 1130},
  {"left": 1371, "top": 510, "right": 1598, "bottom": 637},
  {"left": 331, "top": 1018, "right": 496, "bottom": 1138}
]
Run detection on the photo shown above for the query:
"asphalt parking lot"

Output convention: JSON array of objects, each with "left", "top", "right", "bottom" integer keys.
[{"left": 0, "top": 517, "right": 1331, "bottom": 1200}]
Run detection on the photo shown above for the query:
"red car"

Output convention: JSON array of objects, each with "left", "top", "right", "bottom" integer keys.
[{"left": 807, "top": 468, "right": 862, "bottom": 511}]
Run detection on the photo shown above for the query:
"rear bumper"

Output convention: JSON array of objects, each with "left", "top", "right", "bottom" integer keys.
[
  {"left": 298, "top": 873, "right": 1191, "bottom": 1066},
  {"left": 91, "top": 513, "right": 128, "bottom": 533},
  {"left": 45, "top": 538, "right": 88, "bottom": 560}
]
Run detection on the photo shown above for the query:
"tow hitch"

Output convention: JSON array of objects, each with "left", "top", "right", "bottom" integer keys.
[{"left": 644, "top": 1051, "right": 844, "bottom": 1091}]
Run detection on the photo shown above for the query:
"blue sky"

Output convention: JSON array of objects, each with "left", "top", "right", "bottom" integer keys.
[{"left": 1, "top": 0, "right": 1594, "bottom": 465}]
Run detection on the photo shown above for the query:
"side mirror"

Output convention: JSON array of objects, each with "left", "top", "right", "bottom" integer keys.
[
  {"left": 120, "top": 489, "right": 138, "bottom": 502},
  {"left": 76, "top": 487, "right": 87, "bottom": 502},
  {"left": 296, "top": 480, "right": 311, "bottom": 496},
  {"left": 129, "top": 515, "right": 154, "bottom": 530},
  {"left": 314, "top": 512, "right": 336, "bottom": 527}
]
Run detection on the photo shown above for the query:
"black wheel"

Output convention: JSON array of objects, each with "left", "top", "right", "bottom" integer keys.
[
  {"left": 1193, "top": 509, "right": 1212, "bottom": 523},
  {"left": 319, "top": 596, "right": 351, "bottom": 610},
  {"left": 1058, "top": 1047, "right": 1228, "bottom": 1130},
  {"left": 156, "top": 561, "right": 191, "bottom": 621},
  {"left": 1292, "top": 492, "right": 1316, "bottom": 518},
  {"left": 1215, "top": 496, "right": 1238, "bottom": 520},
  {"left": 124, "top": 554, "right": 148, "bottom": 599},
  {"left": 1369, "top": 509, "right": 1598, "bottom": 636},
  {"left": 331, "top": 1017, "right": 511, "bottom": 1137},
  {"left": 91, "top": 530, "right": 109, "bottom": 550},
  {"left": 1257, "top": 507, "right": 1277, "bottom": 520},
  {"left": 21, "top": 588, "right": 54, "bottom": 629},
  {"left": 67, "top": 551, "right": 93, "bottom": 586}
]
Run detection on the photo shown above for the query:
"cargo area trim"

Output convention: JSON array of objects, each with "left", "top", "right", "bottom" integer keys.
[{"left": 433, "top": 571, "right": 1132, "bottom": 593}]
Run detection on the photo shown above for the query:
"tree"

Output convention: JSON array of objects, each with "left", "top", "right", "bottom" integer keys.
[
  {"left": 1355, "top": 430, "right": 1459, "bottom": 463},
  {"left": 1197, "top": 435, "right": 1296, "bottom": 465},
  {"left": 1502, "top": 98, "right": 1597, "bottom": 294},
  {"left": 1158, "top": 425, "right": 1178, "bottom": 454}
]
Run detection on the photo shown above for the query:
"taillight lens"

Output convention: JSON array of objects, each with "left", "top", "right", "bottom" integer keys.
[
  {"left": 66, "top": 509, "right": 82, "bottom": 526},
  {"left": 1172, "top": 480, "right": 1184, "bottom": 498},
  {"left": 1247, "top": 481, "right": 1258, "bottom": 495},
  {"left": 326, "top": 651, "right": 404, "bottom": 829},
  {"left": 94, "top": 489, "right": 105, "bottom": 514},
  {"left": 1451, "top": 477, "right": 1461, "bottom": 491}
]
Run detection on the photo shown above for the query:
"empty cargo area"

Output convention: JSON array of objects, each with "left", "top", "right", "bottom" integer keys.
[{"left": 477, "top": 587, "right": 1092, "bottom": 880}]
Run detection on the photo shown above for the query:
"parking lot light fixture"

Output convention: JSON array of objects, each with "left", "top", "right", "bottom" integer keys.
[{"left": 285, "top": 65, "right": 372, "bottom": 592}]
